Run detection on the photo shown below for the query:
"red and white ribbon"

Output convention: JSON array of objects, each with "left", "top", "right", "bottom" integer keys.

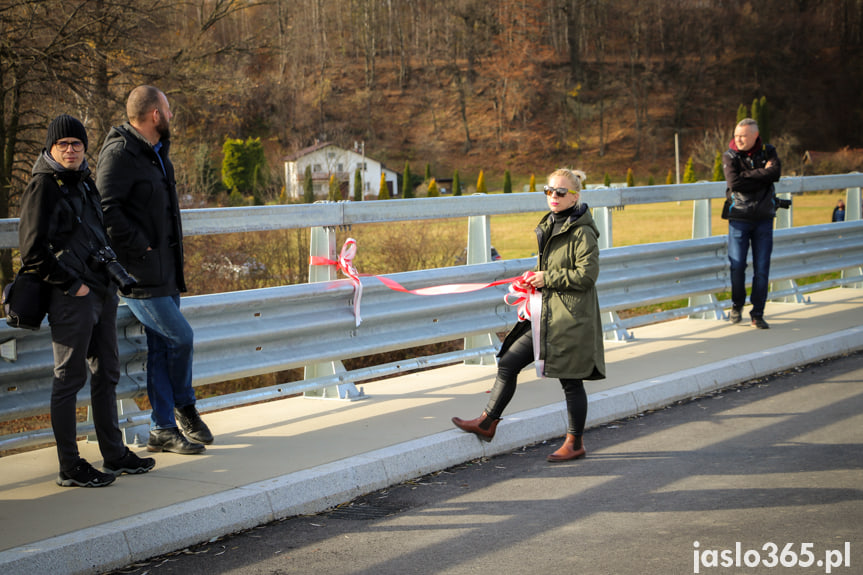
[
  {"left": 311, "top": 239, "right": 543, "bottom": 374},
  {"left": 309, "top": 238, "right": 363, "bottom": 326},
  {"left": 503, "top": 272, "right": 544, "bottom": 377}
]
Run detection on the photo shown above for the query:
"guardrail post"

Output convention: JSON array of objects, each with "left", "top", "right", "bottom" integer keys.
[
  {"left": 842, "top": 186, "right": 863, "bottom": 288},
  {"left": 87, "top": 398, "right": 149, "bottom": 446},
  {"left": 771, "top": 191, "right": 806, "bottom": 303},
  {"left": 689, "top": 197, "right": 723, "bottom": 320},
  {"left": 463, "top": 212, "right": 498, "bottom": 365},
  {"left": 303, "top": 222, "right": 365, "bottom": 400},
  {"left": 594, "top": 206, "right": 631, "bottom": 340}
]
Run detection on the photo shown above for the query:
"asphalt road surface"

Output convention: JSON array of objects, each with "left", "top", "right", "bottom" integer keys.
[{"left": 104, "top": 352, "right": 863, "bottom": 575}]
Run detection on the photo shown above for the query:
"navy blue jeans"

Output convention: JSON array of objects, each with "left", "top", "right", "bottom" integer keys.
[
  {"left": 728, "top": 218, "right": 774, "bottom": 318},
  {"left": 123, "top": 294, "right": 196, "bottom": 429}
]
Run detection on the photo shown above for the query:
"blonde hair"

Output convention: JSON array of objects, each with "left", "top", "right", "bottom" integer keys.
[{"left": 548, "top": 168, "right": 587, "bottom": 208}]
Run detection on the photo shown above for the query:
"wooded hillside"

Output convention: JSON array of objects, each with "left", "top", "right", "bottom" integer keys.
[{"left": 2, "top": 0, "right": 862, "bottom": 282}]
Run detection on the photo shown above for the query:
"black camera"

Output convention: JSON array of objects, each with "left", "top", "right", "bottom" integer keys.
[
  {"left": 775, "top": 197, "right": 792, "bottom": 209},
  {"left": 90, "top": 247, "right": 138, "bottom": 295}
]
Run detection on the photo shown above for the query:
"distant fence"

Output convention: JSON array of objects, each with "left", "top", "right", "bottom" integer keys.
[{"left": 1, "top": 174, "right": 861, "bottom": 451}]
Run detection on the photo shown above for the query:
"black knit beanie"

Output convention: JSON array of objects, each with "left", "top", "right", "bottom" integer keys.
[{"left": 45, "top": 114, "right": 88, "bottom": 151}]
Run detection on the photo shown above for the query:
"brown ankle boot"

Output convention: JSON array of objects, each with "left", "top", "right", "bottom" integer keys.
[
  {"left": 547, "top": 434, "right": 586, "bottom": 462},
  {"left": 451, "top": 412, "right": 500, "bottom": 442}
]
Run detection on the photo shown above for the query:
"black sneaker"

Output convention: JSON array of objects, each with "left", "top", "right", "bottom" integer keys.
[
  {"left": 57, "top": 458, "right": 116, "bottom": 488},
  {"left": 103, "top": 448, "right": 156, "bottom": 476},
  {"left": 175, "top": 404, "right": 214, "bottom": 445},
  {"left": 147, "top": 427, "right": 206, "bottom": 455},
  {"left": 728, "top": 307, "right": 742, "bottom": 324},
  {"left": 751, "top": 316, "right": 770, "bottom": 329}
]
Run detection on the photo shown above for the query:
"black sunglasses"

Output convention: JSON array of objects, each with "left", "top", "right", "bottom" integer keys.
[{"left": 543, "top": 185, "right": 574, "bottom": 198}]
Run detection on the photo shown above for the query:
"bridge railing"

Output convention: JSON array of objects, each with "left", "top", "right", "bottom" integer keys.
[{"left": 1, "top": 174, "right": 861, "bottom": 451}]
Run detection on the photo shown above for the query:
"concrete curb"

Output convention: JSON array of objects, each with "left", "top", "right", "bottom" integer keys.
[{"left": 2, "top": 325, "right": 861, "bottom": 575}]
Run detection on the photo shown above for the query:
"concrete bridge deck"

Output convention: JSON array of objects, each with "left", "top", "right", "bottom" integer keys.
[{"left": 2, "top": 287, "right": 862, "bottom": 575}]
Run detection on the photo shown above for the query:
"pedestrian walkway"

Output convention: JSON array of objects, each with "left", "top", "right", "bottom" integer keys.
[{"left": 2, "top": 288, "right": 863, "bottom": 575}]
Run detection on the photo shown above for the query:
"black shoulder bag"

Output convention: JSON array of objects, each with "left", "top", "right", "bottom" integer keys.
[{"left": 3, "top": 270, "right": 51, "bottom": 330}]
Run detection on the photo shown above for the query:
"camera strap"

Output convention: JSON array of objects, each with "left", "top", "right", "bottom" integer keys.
[{"left": 53, "top": 176, "right": 110, "bottom": 251}]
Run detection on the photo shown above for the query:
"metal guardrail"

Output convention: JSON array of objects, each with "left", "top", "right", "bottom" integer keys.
[
  {"left": 1, "top": 175, "right": 862, "bottom": 451},
  {"left": 2, "top": 174, "right": 862, "bottom": 246}
]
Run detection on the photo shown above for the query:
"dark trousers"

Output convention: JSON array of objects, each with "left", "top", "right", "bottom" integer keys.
[
  {"left": 48, "top": 287, "right": 125, "bottom": 471},
  {"left": 728, "top": 218, "right": 774, "bottom": 318},
  {"left": 485, "top": 329, "right": 588, "bottom": 435}
]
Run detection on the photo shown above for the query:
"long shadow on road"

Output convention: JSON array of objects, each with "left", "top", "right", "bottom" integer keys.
[{"left": 105, "top": 354, "right": 863, "bottom": 575}]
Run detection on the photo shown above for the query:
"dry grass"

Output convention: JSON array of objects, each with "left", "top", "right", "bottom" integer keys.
[{"left": 490, "top": 191, "right": 847, "bottom": 259}]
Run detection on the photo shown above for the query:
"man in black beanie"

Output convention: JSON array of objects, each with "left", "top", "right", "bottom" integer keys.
[{"left": 18, "top": 114, "right": 155, "bottom": 487}]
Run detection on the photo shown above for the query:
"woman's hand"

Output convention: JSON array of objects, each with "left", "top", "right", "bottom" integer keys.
[{"left": 526, "top": 271, "right": 545, "bottom": 288}]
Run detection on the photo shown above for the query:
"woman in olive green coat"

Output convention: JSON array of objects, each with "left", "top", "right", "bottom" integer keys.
[{"left": 452, "top": 168, "right": 606, "bottom": 462}]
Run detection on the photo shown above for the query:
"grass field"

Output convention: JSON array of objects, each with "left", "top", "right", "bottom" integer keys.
[{"left": 489, "top": 191, "right": 849, "bottom": 259}]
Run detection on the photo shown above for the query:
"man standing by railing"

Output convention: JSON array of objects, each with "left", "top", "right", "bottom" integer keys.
[
  {"left": 97, "top": 86, "right": 213, "bottom": 454},
  {"left": 721, "top": 118, "right": 782, "bottom": 329}
]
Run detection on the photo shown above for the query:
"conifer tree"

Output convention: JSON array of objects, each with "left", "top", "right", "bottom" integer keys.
[
  {"left": 477, "top": 170, "right": 487, "bottom": 194},
  {"left": 425, "top": 163, "right": 432, "bottom": 181},
  {"left": 626, "top": 168, "right": 635, "bottom": 187},
  {"left": 603, "top": 172, "right": 611, "bottom": 187},
  {"left": 353, "top": 168, "right": 363, "bottom": 201},
  {"left": 503, "top": 170, "right": 512, "bottom": 193},
  {"left": 328, "top": 174, "right": 338, "bottom": 201},
  {"left": 666, "top": 169, "right": 674, "bottom": 185},
  {"left": 403, "top": 161, "right": 414, "bottom": 199},
  {"left": 751, "top": 97, "right": 761, "bottom": 129},
  {"left": 303, "top": 165, "right": 314, "bottom": 204},
  {"left": 427, "top": 178, "right": 439, "bottom": 197},
  {"left": 712, "top": 151, "right": 724, "bottom": 181},
  {"left": 379, "top": 172, "right": 390, "bottom": 199},
  {"left": 683, "top": 157, "right": 697, "bottom": 183},
  {"left": 758, "top": 96, "right": 770, "bottom": 143},
  {"left": 279, "top": 186, "right": 287, "bottom": 204},
  {"left": 453, "top": 169, "right": 461, "bottom": 196},
  {"left": 737, "top": 104, "right": 748, "bottom": 123},
  {"left": 529, "top": 173, "right": 537, "bottom": 192},
  {"left": 648, "top": 175, "right": 655, "bottom": 186}
]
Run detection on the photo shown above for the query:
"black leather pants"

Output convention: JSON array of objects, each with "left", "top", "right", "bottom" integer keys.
[{"left": 484, "top": 328, "right": 587, "bottom": 435}]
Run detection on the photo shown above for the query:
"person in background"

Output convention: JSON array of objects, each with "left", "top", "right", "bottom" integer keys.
[
  {"left": 19, "top": 114, "right": 155, "bottom": 487},
  {"left": 722, "top": 118, "right": 781, "bottom": 330},
  {"left": 98, "top": 86, "right": 212, "bottom": 455},
  {"left": 832, "top": 199, "right": 846, "bottom": 222},
  {"left": 451, "top": 168, "right": 606, "bottom": 462}
]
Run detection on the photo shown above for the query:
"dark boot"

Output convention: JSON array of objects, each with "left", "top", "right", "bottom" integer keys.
[
  {"left": 175, "top": 404, "right": 214, "bottom": 445},
  {"left": 147, "top": 427, "right": 206, "bottom": 455},
  {"left": 547, "top": 434, "right": 586, "bottom": 462},
  {"left": 451, "top": 412, "right": 500, "bottom": 442}
]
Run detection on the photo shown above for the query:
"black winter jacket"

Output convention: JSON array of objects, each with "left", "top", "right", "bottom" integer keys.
[
  {"left": 18, "top": 153, "right": 113, "bottom": 297},
  {"left": 97, "top": 123, "right": 186, "bottom": 298},
  {"left": 722, "top": 140, "right": 782, "bottom": 221}
]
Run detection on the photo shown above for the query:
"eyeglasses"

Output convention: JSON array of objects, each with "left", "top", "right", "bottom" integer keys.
[
  {"left": 54, "top": 140, "right": 84, "bottom": 152},
  {"left": 543, "top": 185, "right": 575, "bottom": 198}
]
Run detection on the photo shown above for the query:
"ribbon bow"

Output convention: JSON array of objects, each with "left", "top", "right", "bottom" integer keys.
[
  {"left": 504, "top": 271, "right": 539, "bottom": 321},
  {"left": 309, "top": 237, "right": 363, "bottom": 326},
  {"left": 503, "top": 271, "right": 545, "bottom": 377}
]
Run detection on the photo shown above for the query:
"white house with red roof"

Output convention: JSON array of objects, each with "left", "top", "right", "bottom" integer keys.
[{"left": 283, "top": 141, "right": 398, "bottom": 200}]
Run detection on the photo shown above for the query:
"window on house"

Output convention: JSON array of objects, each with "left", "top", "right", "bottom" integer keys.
[
  {"left": 337, "top": 163, "right": 343, "bottom": 171},
  {"left": 313, "top": 164, "right": 322, "bottom": 172}
]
